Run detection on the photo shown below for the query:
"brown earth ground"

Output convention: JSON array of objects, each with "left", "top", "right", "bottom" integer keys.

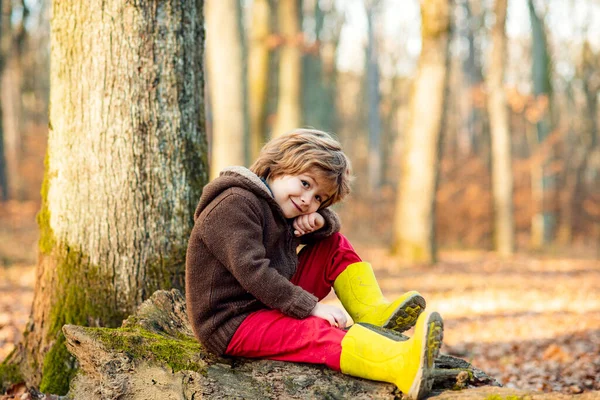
[{"left": 1, "top": 201, "right": 599, "bottom": 399}]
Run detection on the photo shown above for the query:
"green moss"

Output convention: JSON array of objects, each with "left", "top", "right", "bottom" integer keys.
[
  {"left": 41, "top": 244, "right": 127, "bottom": 395},
  {"left": 37, "top": 151, "right": 56, "bottom": 255},
  {"left": 40, "top": 335, "right": 75, "bottom": 394},
  {"left": 90, "top": 326, "right": 204, "bottom": 373},
  {"left": 0, "top": 357, "right": 24, "bottom": 393},
  {"left": 484, "top": 395, "right": 527, "bottom": 400}
]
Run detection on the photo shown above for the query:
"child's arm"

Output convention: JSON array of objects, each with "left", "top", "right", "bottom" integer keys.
[
  {"left": 199, "top": 192, "right": 318, "bottom": 319},
  {"left": 295, "top": 208, "right": 341, "bottom": 244},
  {"left": 292, "top": 212, "right": 325, "bottom": 236}
]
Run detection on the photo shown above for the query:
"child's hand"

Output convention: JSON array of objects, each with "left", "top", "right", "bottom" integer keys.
[
  {"left": 310, "top": 303, "right": 348, "bottom": 328},
  {"left": 293, "top": 212, "right": 325, "bottom": 237}
]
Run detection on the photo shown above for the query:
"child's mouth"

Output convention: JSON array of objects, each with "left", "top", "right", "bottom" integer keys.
[{"left": 291, "top": 199, "right": 302, "bottom": 212}]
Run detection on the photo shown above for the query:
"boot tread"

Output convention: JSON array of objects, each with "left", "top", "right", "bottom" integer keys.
[
  {"left": 383, "top": 294, "right": 427, "bottom": 332},
  {"left": 409, "top": 311, "right": 444, "bottom": 400}
]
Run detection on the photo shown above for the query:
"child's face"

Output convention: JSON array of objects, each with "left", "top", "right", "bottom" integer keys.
[{"left": 268, "top": 171, "right": 334, "bottom": 218}]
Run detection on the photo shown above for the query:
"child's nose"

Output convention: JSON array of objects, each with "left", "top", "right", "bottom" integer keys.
[{"left": 301, "top": 192, "right": 312, "bottom": 205}]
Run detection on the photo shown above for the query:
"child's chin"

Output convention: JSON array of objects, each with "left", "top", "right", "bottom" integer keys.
[{"left": 284, "top": 210, "right": 300, "bottom": 219}]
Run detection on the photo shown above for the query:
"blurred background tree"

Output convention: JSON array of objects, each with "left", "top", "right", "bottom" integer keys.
[
  {"left": 393, "top": 0, "right": 451, "bottom": 264},
  {"left": 487, "top": 0, "right": 515, "bottom": 256},
  {"left": 206, "top": 0, "right": 246, "bottom": 179},
  {"left": 1, "top": 0, "right": 599, "bottom": 263}
]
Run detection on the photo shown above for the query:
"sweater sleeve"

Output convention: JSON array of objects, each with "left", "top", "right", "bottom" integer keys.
[
  {"left": 299, "top": 207, "right": 341, "bottom": 245},
  {"left": 199, "top": 192, "right": 318, "bottom": 319}
]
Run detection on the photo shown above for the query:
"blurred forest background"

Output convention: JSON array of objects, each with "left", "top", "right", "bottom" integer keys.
[
  {"left": 0, "top": 0, "right": 599, "bottom": 396},
  {"left": 1, "top": 0, "right": 599, "bottom": 256}
]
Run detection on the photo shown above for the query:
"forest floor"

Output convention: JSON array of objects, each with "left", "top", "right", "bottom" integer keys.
[{"left": 0, "top": 200, "right": 599, "bottom": 398}]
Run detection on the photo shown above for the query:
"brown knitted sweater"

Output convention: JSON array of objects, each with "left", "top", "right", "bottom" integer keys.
[{"left": 185, "top": 166, "right": 341, "bottom": 355}]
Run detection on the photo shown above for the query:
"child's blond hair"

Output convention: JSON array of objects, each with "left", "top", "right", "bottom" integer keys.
[{"left": 250, "top": 129, "right": 352, "bottom": 207}]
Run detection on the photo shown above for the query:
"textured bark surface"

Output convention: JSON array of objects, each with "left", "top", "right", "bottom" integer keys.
[
  {"left": 487, "top": 0, "right": 515, "bottom": 256},
  {"left": 393, "top": 0, "right": 451, "bottom": 264},
  {"left": 206, "top": 0, "right": 245, "bottom": 179},
  {"left": 11, "top": 0, "right": 208, "bottom": 394},
  {"left": 63, "top": 289, "right": 501, "bottom": 400}
]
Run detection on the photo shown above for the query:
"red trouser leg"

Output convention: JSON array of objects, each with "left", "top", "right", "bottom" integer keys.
[{"left": 225, "top": 233, "right": 362, "bottom": 371}]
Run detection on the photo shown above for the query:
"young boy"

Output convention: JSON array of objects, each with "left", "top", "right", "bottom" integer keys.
[{"left": 186, "top": 129, "right": 444, "bottom": 399}]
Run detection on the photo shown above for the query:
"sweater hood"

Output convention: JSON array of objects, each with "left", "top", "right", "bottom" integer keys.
[{"left": 194, "top": 166, "right": 278, "bottom": 221}]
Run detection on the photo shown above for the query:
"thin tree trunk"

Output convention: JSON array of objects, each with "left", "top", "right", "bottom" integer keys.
[
  {"left": 248, "top": 0, "right": 271, "bottom": 160},
  {"left": 461, "top": 0, "right": 485, "bottom": 157},
  {"left": 7, "top": 1, "right": 207, "bottom": 394},
  {"left": 366, "top": 3, "right": 382, "bottom": 192},
  {"left": 273, "top": 0, "right": 302, "bottom": 137},
  {"left": 0, "top": 0, "right": 23, "bottom": 200},
  {"left": 206, "top": 0, "right": 245, "bottom": 180},
  {"left": 528, "top": 0, "right": 555, "bottom": 247},
  {"left": 565, "top": 40, "right": 599, "bottom": 244},
  {"left": 0, "top": 0, "right": 7, "bottom": 201},
  {"left": 301, "top": 0, "right": 337, "bottom": 135},
  {"left": 487, "top": 0, "right": 514, "bottom": 256},
  {"left": 0, "top": 122, "right": 6, "bottom": 201},
  {"left": 393, "top": 0, "right": 451, "bottom": 264}
]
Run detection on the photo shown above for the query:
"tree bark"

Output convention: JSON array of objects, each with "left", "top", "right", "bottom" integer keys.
[
  {"left": 206, "top": 0, "right": 245, "bottom": 180},
  {"left": 487, "top": 0, "right": 515, "bottom": 256},
  {"left": 62, "top": 289, "right": 501, "bottom": 400},
  {"left": 248, "top": 0, "right": 271, "bottom": 160},
  {"left": 273, "top": 0, "right": 302, "bottom": 137},
  {"left": 5, "top": 1, "right": 208, "bottom": 395},
  {"left": 393, "top": 0, "right": 451, "bottom": 264}
]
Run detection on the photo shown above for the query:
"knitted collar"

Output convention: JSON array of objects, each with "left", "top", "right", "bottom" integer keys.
[{"left": 219, "top": 166, "right": 274, "bottom": 199}]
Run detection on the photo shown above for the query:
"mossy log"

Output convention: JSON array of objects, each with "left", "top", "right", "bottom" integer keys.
[{"left": 62, "top": 290, "right": 500, "bottom": 399}]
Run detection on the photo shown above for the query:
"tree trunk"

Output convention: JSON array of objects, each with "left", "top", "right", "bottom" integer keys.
[
  {"left": 61, "top": 289, "right": 500, "bottom": 400},
  {"left": 301, "top": 0, "right": 338, "bottom": 135},
  {"left": 487, "top": 0, "right": 514, "bottom": 256},
  {"left": 0, "top": 120, "right": 6, "bottom": 201},
  {"left": 4, "top": 1, "right": 207, "bottom": 395},
  {"left": 0, "top": 0, "right": 6, "bottom": 201},
  {"left": 273, "top": 0, "right": 302, "bottom": 137},
  {"left": 365, "top": 2, "right": 382, "bottom": 192},
  {"left": 564, "top": 40, "right": 599, "bottom": 243},
  {"left": 527, "top": 0, "right": 555, "bottom": 248},
  {"left": 393, "top": 0, "right": 451, "bottom": 264},
  {"left": 0, "top": 0, "right": 23, "bottom": 200},
  {"left": 206, "top": 0, "right": 245, "bottom": 180},
  {"left": 461, "top": 0, "right": 487, "bottom": 159},
  {"left": 248, "top": 0, "right": 271, "bottom": 160}
]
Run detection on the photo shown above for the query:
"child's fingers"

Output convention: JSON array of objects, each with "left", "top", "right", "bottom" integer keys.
[
  {"left": 333, "top": 312, "right": 347, "bottom": 328},
  {"left": 295, "top": 218, "right": 314, "bottom": 234},
  {"left": 324, "top": 314, "right": 336, "bottom": 327}
]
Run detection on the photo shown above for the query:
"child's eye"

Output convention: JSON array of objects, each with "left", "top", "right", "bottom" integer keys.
[
  {"left": 315, "top": 195, "right": 322, "bottom": 203},
  {"left": 301, "top": 180, "right": 309, "bottom": 188}
]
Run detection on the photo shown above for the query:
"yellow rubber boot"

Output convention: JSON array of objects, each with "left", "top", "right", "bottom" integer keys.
[
  {"left": 340, "top": 311, "right": 444, "bottom": 400},
  {"left": 333, "top": 262, "right": 426, "bottom": 332}
]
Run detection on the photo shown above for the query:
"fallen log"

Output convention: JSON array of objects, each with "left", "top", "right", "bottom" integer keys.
[{"left": 63, "top": 289, "right": 500, "bottom": 399}]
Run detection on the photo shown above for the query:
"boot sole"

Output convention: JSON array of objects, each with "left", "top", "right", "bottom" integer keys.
[
  {"left": 383, "top": 294, "right": 426, "bottom": 332},
  {"left": 407, "top": 311, "right": 444, "bottom": 400}
]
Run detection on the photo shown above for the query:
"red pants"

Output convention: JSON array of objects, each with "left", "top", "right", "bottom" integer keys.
[{"left": 225, "top": 233, "right": 361, "bottom": 371}]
